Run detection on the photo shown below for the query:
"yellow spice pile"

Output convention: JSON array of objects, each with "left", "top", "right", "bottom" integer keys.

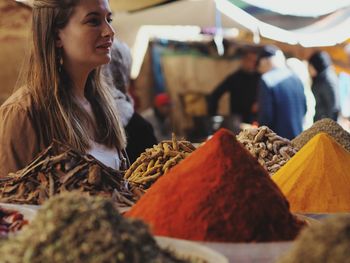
[{"left": 272, "top": 133, "right": 350, "bottom": 213}]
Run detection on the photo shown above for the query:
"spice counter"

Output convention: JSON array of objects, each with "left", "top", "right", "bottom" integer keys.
[{"left": 0, "top": 118, "right": 349, "bottom": 262}]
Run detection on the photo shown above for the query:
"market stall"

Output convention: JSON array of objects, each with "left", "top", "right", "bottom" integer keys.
[{"left": 0, "top": 0, "right": 350, "bottom": 262}]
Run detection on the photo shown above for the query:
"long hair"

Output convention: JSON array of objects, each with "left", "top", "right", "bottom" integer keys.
[{"left": 28, "top": 0, "right": 126, "bottom": 151}]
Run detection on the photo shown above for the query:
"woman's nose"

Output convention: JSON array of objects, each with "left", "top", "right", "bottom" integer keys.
[{"left": 102, "top": 21, "right": 115, "bottom": 38}]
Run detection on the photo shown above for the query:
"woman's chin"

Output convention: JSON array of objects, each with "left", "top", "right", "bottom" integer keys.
[{"left": 92, "top": 56, "right": 111, "bottom": 68}]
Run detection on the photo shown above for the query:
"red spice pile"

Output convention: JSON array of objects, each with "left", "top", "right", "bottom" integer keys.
[{"left": 126, "top": 129, "right": 304, "bottom": 242}]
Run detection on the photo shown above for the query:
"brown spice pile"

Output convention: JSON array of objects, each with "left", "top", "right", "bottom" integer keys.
[
  {"left": 278, "top": 215, "right": 350, "bottom": 263},
  {"left": 292, "top": 118, "right": 350, "bottom": 152},
  {"left": 0, "top": 192, "right": 188, "bottom": 263},
  {"left": 237, "top": 126, "right": 297, "bottom": 174}
]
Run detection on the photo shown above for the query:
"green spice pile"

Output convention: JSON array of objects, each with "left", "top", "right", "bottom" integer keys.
[
  {"left": 278, "top": 215, "right": 350, "bottom": 263},
  {"left": 292, "top": 118, "right": 350, "bottom": 152},
  {"left": 0, "top": 192, "right": 188, "bottom": 263}
]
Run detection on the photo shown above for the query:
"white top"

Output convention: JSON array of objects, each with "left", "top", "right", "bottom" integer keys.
[{"left": 87, "top": 141, "right": 120, "bottom": 170}]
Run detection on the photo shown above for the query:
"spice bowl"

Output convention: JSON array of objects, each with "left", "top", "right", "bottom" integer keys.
[
  {"left": 293, "top": 213, "right": 321, "bottom": 226},
  {"left": 0, "top": 203, "right": 37, "bottom": 237},
  {"left": 155, "top": 236, "right": 229, "bottom": 263},
  {"left": 297, "top": 213, "right": 350, "bottom": 221}
]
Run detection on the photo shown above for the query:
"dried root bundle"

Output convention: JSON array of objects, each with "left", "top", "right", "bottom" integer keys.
[
  {"left": 124, "top": 134, "right": 195, "bottom": 189},
  {"left": 237, "top": 126, "right": 298, "bottom": 174},
  {"left": 0, "top": 141, "right": 137, "bottom": 206}
]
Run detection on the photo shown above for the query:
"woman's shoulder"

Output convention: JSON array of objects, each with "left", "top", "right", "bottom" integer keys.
[{"left": 0, "top": 87, "right": 34, "bottom": 115}]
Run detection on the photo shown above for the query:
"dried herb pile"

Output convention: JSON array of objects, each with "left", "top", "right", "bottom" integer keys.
[
  {"left": 237, "top": 126, "right": 297, "bottom": 174},
  {"left": 0, "top": 141, "right": 137, "bottom": 206},
  {"left": 125, "top": 134, "right": 195, "bottom": 190},
  {"left": 0, "top": 192, "right": 189, "bottom": 263},
  {"left": 0, "top": 206, "right": 28, "bottom": 238},
  {"left": 126, "top": 128, "right": 305, "bottom": 242},
  {"left": 278, "top": 215, "right": 350, "bottom": 263},
  {"left": 292, "top": 118, "right": 350, "bottom": 152},
  {"left": 273, "top": 133, "right": 350, "bottom": 213}
]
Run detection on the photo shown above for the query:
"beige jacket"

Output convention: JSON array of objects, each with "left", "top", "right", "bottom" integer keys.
[{"left": 0, "top": 88, "right": 47, "bottom": 177}]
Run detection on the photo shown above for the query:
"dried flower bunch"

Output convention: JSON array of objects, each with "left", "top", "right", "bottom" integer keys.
[
  {"left": 0, "top": 141, "right": 136, "bottom": 206},
  {"left": 0, "top": 206, "right": 28, "bottom": 238}
]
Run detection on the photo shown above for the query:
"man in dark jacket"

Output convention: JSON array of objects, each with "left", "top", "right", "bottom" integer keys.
[
  {"left": 208, "top": 48, "right": 260, "bottom": 123},
  {"left": 308, "top": 51, "right": 340, "bottom": 121},
  {"left": 257, "top": 45, "right": 307, "bottom": 140}
]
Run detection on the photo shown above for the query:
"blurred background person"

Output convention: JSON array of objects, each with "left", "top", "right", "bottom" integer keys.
[
  {"left": 141, "top": 93, "right": 173, "bottom": 142},
  {"left": 207, "top": 47, "right": 260, "bottom": 123},
  {"left": 286, "top": 57, "right": 316, "bottom": 130},
  {"left": 103, "top": 40, "right": 157, "bottom": 163},
  {"left": 338, "top": 72, "right": 350, "bottom": 132},
  {"left": 308, "top": 51, "right": 340, "bottom": 122},
  {"left": 257, "top": 45, "right": 306, "bottom": 139}
]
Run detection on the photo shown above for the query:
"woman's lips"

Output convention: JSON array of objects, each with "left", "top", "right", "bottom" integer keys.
[{"left": 96, "top": 42, "right": 112, "bottom": 50}]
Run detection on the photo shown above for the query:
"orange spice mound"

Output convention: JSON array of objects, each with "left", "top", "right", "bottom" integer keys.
[
  {"left": 273, "top": 132, "right": 350, "bottom": 213},
  {"left": 126, "top": 129, "right": 304, "bottom": 242}
]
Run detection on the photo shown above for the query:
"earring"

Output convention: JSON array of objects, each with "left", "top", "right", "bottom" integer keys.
[{"left": 57, "top": 48, "right": 63, "bottom": 72}]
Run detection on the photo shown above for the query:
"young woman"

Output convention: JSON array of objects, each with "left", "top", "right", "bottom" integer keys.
[{"left": 0, "top": 0, "right": 126, "bottom": 177}]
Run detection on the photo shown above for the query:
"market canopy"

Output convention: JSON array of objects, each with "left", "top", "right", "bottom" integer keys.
[
  {"left": 13, "top": 0, "right": 350, "bottom": 77},
  {"left": 15, "top": 0, "right": 350, "bottom": 47},
  {"left": 107, "top": 0, "right": 350, "bottom": 77},
  {"left": 239, "top": 0, "right": 350, "bottom": 17},
  {"left": 16, "top": 0, "right": 178, "bottom": 11},
  {"left": 215, "top": 0, "right": 350, "bottom": 47}
]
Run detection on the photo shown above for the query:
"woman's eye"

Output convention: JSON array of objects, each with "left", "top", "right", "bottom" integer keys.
[
  {"left": 87, "top": 18, "right": 100, "bottom": 26},
  {"left": 107, "top": 17, "right": 113, "bottom": 24}
]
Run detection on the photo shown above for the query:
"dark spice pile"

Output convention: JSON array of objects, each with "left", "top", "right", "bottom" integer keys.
[
  {"left": 278, "top": 215, "right": 350, "bottom": 263},
  {"left": 126, "top": 128, "right": 305, "bottom": 242},
  {"left": 0, "top": 192, "right": 189, "bottom": 263},
  {"left": 0, "top": 206, "right": 28, "bottom": 238},
  {"left": 0, "top": 141, "right": 138, "bottom": 206},
  {"left": 292, "top": 118, "right": 350, "bottom": 152}
]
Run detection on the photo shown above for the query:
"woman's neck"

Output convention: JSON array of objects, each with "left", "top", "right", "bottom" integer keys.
[
  {"left": 63, "top": 60, "right": 91, "bottom": 101},
  {"left": 71, "top": 74, "right": 88, "bottom": 101}
]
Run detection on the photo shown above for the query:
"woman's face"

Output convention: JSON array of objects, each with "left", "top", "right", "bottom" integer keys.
[{"left": 57, "top": 0, "right": 115, "bottom": 72}]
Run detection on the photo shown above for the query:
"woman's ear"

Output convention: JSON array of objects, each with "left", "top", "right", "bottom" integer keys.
[
  {"left": 55, "top": 30, "right": 63, "bottom": 48},
  {"left": 55, "top": 40, "right": 63, "bottom": 48}
]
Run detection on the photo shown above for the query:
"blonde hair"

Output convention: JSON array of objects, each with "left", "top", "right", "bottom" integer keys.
[{"left": 27, "top": 0, "right": 126, "bottom": 152}]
